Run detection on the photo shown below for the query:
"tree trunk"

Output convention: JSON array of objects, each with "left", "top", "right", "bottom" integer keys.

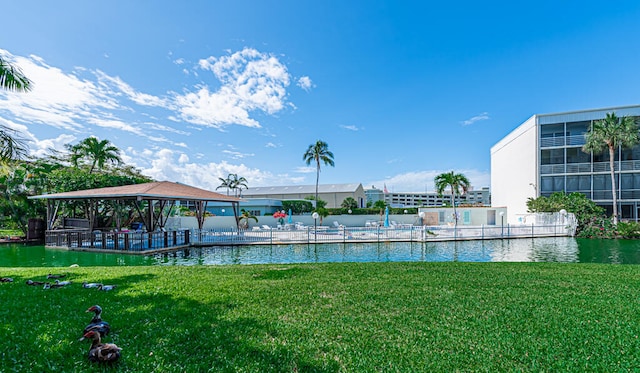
[
  {"left": 609, "top": 145, "right": 618, "bottom": 224},
  {"left": 315, "top": 160, "right": 320, "bottom": 209},
  {"left": 451, "top": 186, "right": 457, "bottom": 227}
]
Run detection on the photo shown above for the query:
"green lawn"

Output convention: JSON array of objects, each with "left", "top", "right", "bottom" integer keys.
[{"left": 1, "top": 262, "right": 639, "bottom": 372}]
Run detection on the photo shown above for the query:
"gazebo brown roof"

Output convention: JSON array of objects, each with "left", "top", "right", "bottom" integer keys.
[{"left": 30, "top": 181, "right": 241, "bottom": 231}]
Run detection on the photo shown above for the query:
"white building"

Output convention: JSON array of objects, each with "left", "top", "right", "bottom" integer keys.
[
  {"left": 242, "top": 183, "right": 366, "bottom": 209},
  {"left": 384, "top": 188, "right": 490, "bottom": 208},
  {"left": 491, "top": 104, "right": 640, "bottom": 223}
]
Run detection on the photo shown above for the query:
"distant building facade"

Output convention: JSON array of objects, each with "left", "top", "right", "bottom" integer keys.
[
  {"left": 383, "top": 188, "right": 490, "bottom": 208},
  {"left": 242, "top": 183, "right": 366, "bottom": 209},
  {"left": 364, "top": 186, "right": 385, "bottom": 206},
  {"left": 491, "top": 104, "right": 640, "bottom": 223}
]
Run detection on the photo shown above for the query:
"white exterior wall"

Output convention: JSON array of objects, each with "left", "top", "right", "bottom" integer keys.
[{"left": 490, "top": 115, "right": 538, "bottom": 224}]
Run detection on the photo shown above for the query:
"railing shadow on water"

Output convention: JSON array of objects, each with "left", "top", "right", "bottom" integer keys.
[{"left": 44, "top": 223, "right": 575, "bottom": 253}]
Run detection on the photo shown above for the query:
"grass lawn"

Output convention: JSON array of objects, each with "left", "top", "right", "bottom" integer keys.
[{"left": 1, "top": 262, "right": 639, "bottom": 372}]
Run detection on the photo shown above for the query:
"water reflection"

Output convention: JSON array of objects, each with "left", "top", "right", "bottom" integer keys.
[
  {"left": 150, "top": 237, "right": 591, "bottom": 266},
  {"left": 3, "top": 237, "right": 640, "bottom": 267}
]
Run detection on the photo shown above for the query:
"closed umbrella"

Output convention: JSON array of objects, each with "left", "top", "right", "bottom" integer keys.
[
  {"left": 287, "top": 209, "right": 293, "bottom": 224},
  {"left": 384, "top": 206, "right": 390, "bottom": 227}
]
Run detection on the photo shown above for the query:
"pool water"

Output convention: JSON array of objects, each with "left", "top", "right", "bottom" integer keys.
[{"left": 2, "top": 237, "right": 640, "bottom": 267}]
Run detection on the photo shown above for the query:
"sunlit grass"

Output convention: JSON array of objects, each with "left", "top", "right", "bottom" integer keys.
[{"left": 0, "top": 263, "right": 639, "bottom": 372}]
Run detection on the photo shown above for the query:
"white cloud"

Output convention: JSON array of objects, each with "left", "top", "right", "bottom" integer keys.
[
  {"left": 297, "top": 76, "right": 313, "bottom": 91},
  {"left": 340, "top": 124, "right": 360, "bottom": 131},
  {"left": 461, "top": 112, "right": 490, "bottom": 126},
  {"left": 0, "top": 51, "right": 119, "bottom": 131},
  {"left": 295, "top": 166, "right": 316, "bottom": 174},
  {"left": 180, "top": 48, "right": 291, "bottom": 128},
  {"left": 137, "top": 148, "right": 290, "bottom": 190},
  {"left": 265, "top": 142, "right": 278, "bottom": 148},
  {"left": 222, "top": 149, "right": 255, "bottom": 160}
]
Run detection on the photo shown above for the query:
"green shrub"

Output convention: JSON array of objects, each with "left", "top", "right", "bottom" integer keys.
[{"left": 616, "top": 221, "right": 640, "bottom": 238}]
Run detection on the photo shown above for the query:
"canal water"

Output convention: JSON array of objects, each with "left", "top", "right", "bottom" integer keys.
[{"left": 1, "top": 237, "right": 640, "bottom": 267}]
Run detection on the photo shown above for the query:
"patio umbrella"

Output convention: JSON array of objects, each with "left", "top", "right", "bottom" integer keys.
[
  {"left": 287, "top": 209, "right": 293, "bottom": 224},
  {"left": 384, "top": 206, "right": 390, "bottom": 227}
]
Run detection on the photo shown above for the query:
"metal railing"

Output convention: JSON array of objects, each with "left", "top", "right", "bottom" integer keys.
[
  {"left": 45, "top": 229, "right": 191, "bottom": 252},
  {"left": 45, "top": 222, "right": 575, "bottom": 253},
  {"left": 189, "top": 223, "right": 574, "bottom": 245}
]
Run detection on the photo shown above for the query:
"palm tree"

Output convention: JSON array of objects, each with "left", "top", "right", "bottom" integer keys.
[
  {"left": 0, "top": 57, "right": 31, "bottom": 163},
  {"left": 231, "top": 174, "right": 248, "bottom": 197},
  {"left": 303, "top": 140, "right": 334, "bottom": 209},
  {"left": 238, "top": 209, "right": 258, "bottom": 229},
  {"left": 434, "top": 171, "right": 470, "bottom": 226},
  {"left": 216, "top": 176, "right": 232, "bottom": 196},
  {"left": 0, "top": 127, "right": 27, "bottom": 164},
  {"left": 583, "top": 112, "right": 640, "bottom": 224},
  {"left": 67, "top": 137, "right": 122, "bottom": 173},
  {"left": 0, "top": 57, "right": 32, "bottom": 92},
  {"left": 341, "top": 197, "right": 358, "bottom": 210},
  {"left": 217, "top": 173, "right": 248, "bottom": 197}
]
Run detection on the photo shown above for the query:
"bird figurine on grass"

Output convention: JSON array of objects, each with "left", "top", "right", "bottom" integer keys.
[
  {"left": 83, "top": 305, "right": 110, "bottom": 337},
  {"left": 81, "top": 329, "right": 122, "bottom": 363}
]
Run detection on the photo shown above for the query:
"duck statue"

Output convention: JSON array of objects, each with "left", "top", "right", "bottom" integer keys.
[
  {"left": 83, "top": 305, "right": 110, "bottom": 337},
  {"left": 82, "top": 329, "right": 122, "bottom": 363}
]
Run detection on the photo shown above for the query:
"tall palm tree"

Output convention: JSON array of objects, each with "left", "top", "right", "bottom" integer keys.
[
  {"left": 0, "top": 57, "right": 32, "bottom": 92},
  {"left": 434, "top": 171, "right": 470, "bottom": 226},
  {"left": 303, "top": 140, "right": 334, "bottom": 209},
  {"left": 0, "top": 57, "right": 31, "bottom": 163},
  {"left": 231, "top": 174, "right": 248, "bottom": 197},
  {"left": 67, "top": 137, "right": 122, "bottom": 173},
  {"left": 583, "top": 112, "right": 640, "bottom": 224},
  {"left": 217, "top": 173, "right": 248, "bottom": 197},
  {"left": 216, "top": 175, "right": 232, "bottom": 196}
]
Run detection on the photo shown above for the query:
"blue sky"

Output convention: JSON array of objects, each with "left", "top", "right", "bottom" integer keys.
[{"left": 2, "top": 1, "right": 640, "bottom": 193}]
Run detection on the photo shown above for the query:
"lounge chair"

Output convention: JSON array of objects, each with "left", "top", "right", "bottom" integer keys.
[{"left": 261, "top": 225, "right": 272, "bottom": 230}]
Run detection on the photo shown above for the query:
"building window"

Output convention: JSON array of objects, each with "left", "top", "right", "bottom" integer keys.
[
  {"left": 540, "top": 176, "right": 565, "bottom": 193},
  {"left": 593, "top": 175, "right": 611, "bottom": 191},
  {"left": 566, "top": 147, "right": 590, "bottom": 164},
  {"left": 541, "top": 148, "right": 564, "bottom": 164}
]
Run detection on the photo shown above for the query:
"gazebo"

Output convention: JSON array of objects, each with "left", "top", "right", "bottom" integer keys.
[{"left": 30, "top": 181, "right": 242, "bottom": 232}]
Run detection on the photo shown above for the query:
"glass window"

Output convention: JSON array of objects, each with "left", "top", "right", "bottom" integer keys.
[
  {"left": 621, "top": 174, "right": 633, "bottom": 189},
  {"left": 554, "top": 176, "right": 564, "bottom": 191},
  {"left": 540, "top": 176, "right": 565, "bottom": 192},
  {"left": 541, "top": 149, "right": 564, "bottom": 164},
  {"left": 566, "top": 147, "right": 590, "bottom": 163},
  {"left": 566, "top": 176, "right": 578, "bottom": 192},
  {"left": 593, "top": 175, "right": 611, "bottom": 191},
  {"left": 540, "top": 123, "right": 564, "bottom": 137},
  {"left": 578, "top": 175, "right": 591, "bottom": 191},
  {"left": 540, "top": 177, "right": 553, "bottom": 192}
]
